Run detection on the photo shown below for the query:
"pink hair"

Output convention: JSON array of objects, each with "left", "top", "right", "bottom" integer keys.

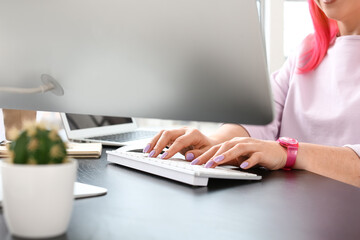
[{"left": 298, "top": 0, "right": 339, "bottom": 74}]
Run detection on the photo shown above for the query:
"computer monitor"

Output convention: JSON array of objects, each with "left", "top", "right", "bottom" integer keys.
[{"left": 0, "top": 0, "right": 273, "bottom": 125}]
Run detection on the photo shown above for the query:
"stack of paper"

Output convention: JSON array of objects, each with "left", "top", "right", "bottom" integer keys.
[
  {"left": 0, "top": 142, "right": 102, "bottom": 159},
  {"left": 0, "top": 145, "right": 8, "bottom": 159},
  {"left": 66, "top": 142, "right": 102, "bottom": 158}
]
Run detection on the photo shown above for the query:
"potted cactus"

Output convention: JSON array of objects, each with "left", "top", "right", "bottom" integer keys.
[{"left": 1, "top": 122, "right": 77, "bottom": 238}]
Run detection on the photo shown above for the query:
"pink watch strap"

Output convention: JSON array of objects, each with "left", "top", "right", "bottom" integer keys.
[{"left": 284, "top": 146, "right": 298, "bottom": 170}]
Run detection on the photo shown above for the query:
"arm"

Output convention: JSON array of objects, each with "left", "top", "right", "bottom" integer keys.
[
  {"left": 296, "top": 143, "right": 360, "bottom": 187},
  {"left": 208, "top": 124, "right": 250, "bottom": 144},
  {"left": 191, "top": 136, "right": 360, "bottom": 187},
  {"left": 210, "top": 125, "right": 360, "bottom": 186}
]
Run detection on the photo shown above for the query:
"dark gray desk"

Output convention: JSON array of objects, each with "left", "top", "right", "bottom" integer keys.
[{"left": 1, "top": 147, "right": 360, "bottom": 240}]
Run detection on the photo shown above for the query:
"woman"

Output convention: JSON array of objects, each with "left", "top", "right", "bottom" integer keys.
[{"left": 144, "top": 0, "right": 360, "bottom": 187}]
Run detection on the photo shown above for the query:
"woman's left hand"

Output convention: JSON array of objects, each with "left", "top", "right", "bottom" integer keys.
[{"left": 191, "top": 137, "right": 288, "bottom": 170}]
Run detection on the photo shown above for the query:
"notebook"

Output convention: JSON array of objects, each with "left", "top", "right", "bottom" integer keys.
[
  {"left": 60, "top": 113, "right": 157, "bottom": 146},
  {"left": 0, "top": 142, "right": 102, "bottom": 159}
]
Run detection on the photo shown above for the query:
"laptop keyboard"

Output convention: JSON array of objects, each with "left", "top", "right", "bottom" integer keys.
[{"left": 89, "top": 130, "right": 157, "bottom": 143}]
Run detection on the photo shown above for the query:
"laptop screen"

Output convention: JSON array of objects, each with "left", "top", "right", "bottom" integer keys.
[{"left": 65, "top": 113, "right": 132, "bottom": 130}]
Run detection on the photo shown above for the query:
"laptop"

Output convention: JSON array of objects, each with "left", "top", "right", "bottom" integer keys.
[{"left": 60, "top": 113, "right": 157, "bottom": 146}]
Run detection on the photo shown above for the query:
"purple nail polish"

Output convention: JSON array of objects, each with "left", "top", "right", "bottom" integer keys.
[
  {"left": 149, "top": 150, "right": 156, "bottom": 158},
  {"left": 143, "top": 144, "right": 151, "bottom": 153},
  {"left": 205, "top": 160, "right": 215, "bottom": 168},
  {"left": 161, "top": 152, "right": 168, "bottom": 159},
  {"left": 186, "top": 153, "right": 195, "bottom": 161},
  {"left": 190, "top": 159, "right": 200, "bottom": 165},
  {"left": 240, "top": 162, "right": 249, "bottom": 169},
  {"left": 213, "top": 155, "right": 224, "bottom": 163}
]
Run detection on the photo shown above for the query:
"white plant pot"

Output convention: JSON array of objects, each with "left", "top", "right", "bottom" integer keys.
[{"left": 1, "top": 159, "right": 77, "bottom": 239}]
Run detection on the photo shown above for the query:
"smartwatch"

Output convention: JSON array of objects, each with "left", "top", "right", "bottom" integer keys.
[{"left": 277, "top": 137, "right": 299, "bottom": 170}]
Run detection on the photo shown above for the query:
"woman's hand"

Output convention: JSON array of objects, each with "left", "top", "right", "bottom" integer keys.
[
  {"left": 191, "top": 137, "right": 288, "bottom": 170},
  {"left": 143, "top": 127, "right": 218, "bottom": 161}
]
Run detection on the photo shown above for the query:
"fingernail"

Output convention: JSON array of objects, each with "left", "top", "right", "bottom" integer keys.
[
  {"left": 149, "top": 150, "right": 156, "bottom": 158},
  {"left": 185, "top": 153, "right": 195, "bottom": 161},
  {"left": 205, "top": 160, "right": 215, "bottom": 168},
  {"left": 161, "top": 152, "right": 168, "bottom": 159},
  {"left": 143, "top": 144, "right": 151, "bottom": 153},
  {"left": 190, "top": 159, "right": 199, "bottom": 165},
  {"left": 213, "top": 155, "right": 224, "bottom": 163},
  {"left": 240, "top": 162, "right": 249, "bottom": 169}
]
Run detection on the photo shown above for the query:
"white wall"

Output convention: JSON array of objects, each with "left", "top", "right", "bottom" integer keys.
[{"left": 265, "top": 0, "right": 285, "bottom": 73}]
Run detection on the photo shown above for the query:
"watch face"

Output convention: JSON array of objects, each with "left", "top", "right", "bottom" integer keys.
[{"left": 279, "top": 137, "right": 298, "bottom": 145}]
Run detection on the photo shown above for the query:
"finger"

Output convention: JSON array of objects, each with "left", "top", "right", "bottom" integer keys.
[
  {"left": 211, "top": 141, "right": 238, "bottom": 159},
  {"left": 184, "top": 149, "right": 208, "bottom": 161},
  {"left": 226, "top": 156, "right": 248, "bottom": 166},
  {"left": 240, "top": 152, "right": 262, "bottom": 169},
  {"left": 205, "top": 143, "right": 256, "bottom": 168},
  {"left": 179, "top": 145, "right": 194, "bottom": 156},
  {"left": 197, "top": 140, "right": 242, "bottom": 167},
  {"left": 150, "top": 129, "right": 185, "bottom": 158},
  {"left": 160, "top": 133, "right": 200, "bottom": 159},
  {"left": 143, "top": 130, "right": 164, "bottom": 153},
  {"left": 202, "top": 141, "right": 237, "bottom": 168},
  {"left": 190, "top": 145, "right": 220, "bottom": 166}
]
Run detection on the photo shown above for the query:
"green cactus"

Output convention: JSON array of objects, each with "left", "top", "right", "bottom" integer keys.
[{"left": 7, "top": 123, "right": 67, "bottom": 164}]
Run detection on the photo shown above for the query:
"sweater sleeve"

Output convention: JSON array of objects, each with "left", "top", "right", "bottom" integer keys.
[{"left": 343, "top": 144, "right": 360, "bottom": 158}]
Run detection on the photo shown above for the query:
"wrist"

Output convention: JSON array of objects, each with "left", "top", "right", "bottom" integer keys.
[
  {"left": 207, "top": 135, "right": 223, "bottom": 146},
  {"left": 292, "top": 143, "right": 311, "bottom": 171},
  {"left": 277, "top": 137, "right": 299, "bottom": 170},
  {"left": 210, "top": 124, "right": 250, "bottom": 144}
]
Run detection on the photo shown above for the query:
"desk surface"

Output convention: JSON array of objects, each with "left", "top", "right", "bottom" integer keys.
[{"left": 1, "top": 147, "right": 360, "bottom": 240}]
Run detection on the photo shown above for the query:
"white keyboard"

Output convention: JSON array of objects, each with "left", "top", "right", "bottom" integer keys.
[{"left": 107, "top": 150, "right": 261, "bottom": 186}]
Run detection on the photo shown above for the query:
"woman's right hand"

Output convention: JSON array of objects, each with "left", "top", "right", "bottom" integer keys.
[{"left": 143, "top": 127, "right": 218, "bottom": 161}]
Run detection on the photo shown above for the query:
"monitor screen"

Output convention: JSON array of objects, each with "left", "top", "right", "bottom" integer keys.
[
  {"left": 65, "top": 114, "right": 132, "bottom": 130},
  {"left": 0, "top": 0, "right": 273, "bottom": 125}
]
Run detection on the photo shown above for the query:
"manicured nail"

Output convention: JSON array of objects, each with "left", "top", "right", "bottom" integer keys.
[
  {"left": 185, "top": 153, "right": 195, "bottom": 161},
  {"left": 240, "top": 162, "right": 249, "bottom": 169},
  {"left": 205, "top": 160, "right": 215, "bottom": 168},
  {"left": 213, "top": 155, "right": 224, "bottom": 163},
  {"left": 190, "top": 159, "right": 200, "bottom": 165},
  {"left": 161, "top": 152, "right": 168, "bottom": 159},
  {"left": 149, "top": 150, "right": 156, "bottom": 158},
  {"left": 143, "top": 144, "right": 151, "bottom": 153}
]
